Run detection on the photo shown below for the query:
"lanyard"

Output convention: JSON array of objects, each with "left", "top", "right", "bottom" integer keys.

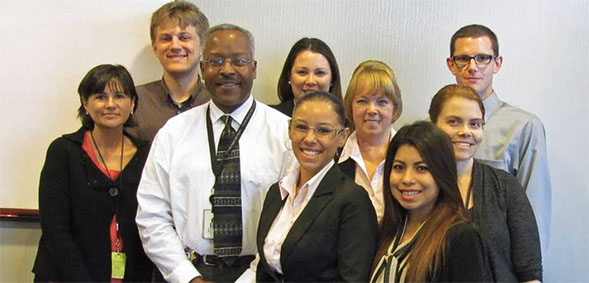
[
  {"left": 206, "top": 100, "right": 256, "bottom": 178},
  {"left": 90, "top": 130, "right": 124, "bottom": 252}
]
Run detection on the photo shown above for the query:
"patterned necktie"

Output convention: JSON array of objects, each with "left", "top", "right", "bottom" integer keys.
[{"left": 211, "top": 115, "right": 242, "bottom": 262}]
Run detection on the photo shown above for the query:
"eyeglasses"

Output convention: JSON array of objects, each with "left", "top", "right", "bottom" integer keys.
[
  {"left": 204, "top": 57, "right": 253, "bottom": 68},
  {"left": 289, "top": 120, "right": 345, "bottom": 138},
  {"left": 451, "top": 54, "right": 495, "bottom": 68}
]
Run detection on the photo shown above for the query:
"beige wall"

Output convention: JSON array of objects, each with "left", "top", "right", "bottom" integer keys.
[
  {"left": 0, "top": 222, "right": 41, "bottom": 282},
  {"left": 1, "top": 0, "right": 587, "bottom": 281}
]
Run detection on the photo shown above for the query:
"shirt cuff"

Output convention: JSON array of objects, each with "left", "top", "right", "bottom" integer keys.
[{"left": 169, "top": 260, "right": 200, "bottom": 283}]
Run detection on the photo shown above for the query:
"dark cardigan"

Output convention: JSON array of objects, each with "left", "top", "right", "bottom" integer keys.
[
  {"left": 471, "top": 160, "right": 543, "bottom": 282},
  {"left": 32, "top": 127, "right": 153, "bottom": 282}
]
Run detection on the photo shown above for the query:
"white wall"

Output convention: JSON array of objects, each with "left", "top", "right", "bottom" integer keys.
[{"left": 1, "top": 0, "right": 587, "bottom": 281}]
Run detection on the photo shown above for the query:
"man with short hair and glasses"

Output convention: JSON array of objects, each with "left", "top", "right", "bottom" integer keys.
[
  {"left": 446, "top": 24, "right": 551, "bottom": 256},
  {"left": 136, "top": 24, "right": 296, "bottom": 283}
]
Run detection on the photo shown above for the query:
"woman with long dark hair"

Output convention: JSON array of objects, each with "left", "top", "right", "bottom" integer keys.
[
  {"left": 272, "top": 38, "right": 342, "bottom": 116},
  {"left": 371, "top": 121, "right": 491, "bottom": 282}
]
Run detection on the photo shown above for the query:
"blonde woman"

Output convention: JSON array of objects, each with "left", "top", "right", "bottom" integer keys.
[{"left": 339, "top": 60, "right": 402, "bottom": 224}]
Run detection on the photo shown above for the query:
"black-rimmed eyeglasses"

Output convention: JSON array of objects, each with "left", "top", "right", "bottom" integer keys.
[{"left": 452, "top": 54, "right": 495, "bottom": 68}]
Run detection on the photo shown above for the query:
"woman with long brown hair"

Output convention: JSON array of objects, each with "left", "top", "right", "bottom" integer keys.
[
  {"left": 272, "top": 38, "right": 343, "bottom": 116},
  {"left": 371, "top": 121, "right": 491, "bottom": 282}
]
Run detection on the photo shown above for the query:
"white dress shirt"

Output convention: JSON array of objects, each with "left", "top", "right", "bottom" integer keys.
[
  {"left": 338, "top": 126, "right": 396, "bottom": 224},
  {"left": 136, "top": 96, "right": 297, "bottom": 283},
  {"left": 263, "top": 160, "right": 335, "bottom": 274},
  {"left": 476, "top": 91, "right": 551, "bottom": 254}
]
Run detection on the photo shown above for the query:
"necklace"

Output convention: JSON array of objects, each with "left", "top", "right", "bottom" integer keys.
[{"left": 90, "top": 130, "right": 124, "bottom": 179}]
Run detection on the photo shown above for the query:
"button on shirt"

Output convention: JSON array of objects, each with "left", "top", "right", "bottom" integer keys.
[
  {"left": 263, "top": 160, "right": 335, "bottom": 274},
  {"left": 338, "top": 126, "right": 396, "bottom": 224},
  {"left": 136, "top": 95, "right": 296, "bottom": 283}
]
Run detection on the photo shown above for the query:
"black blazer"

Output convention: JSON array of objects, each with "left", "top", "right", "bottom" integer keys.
[
  {"left": 256, "top": 165, "right": 378, "bottom": 282},
  {"left": 32, "top": 127, "right": 153, "bottom": 282}
]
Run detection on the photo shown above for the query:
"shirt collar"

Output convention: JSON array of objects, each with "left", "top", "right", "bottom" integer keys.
[
  {"left": 208, "top": 94, "right": 254, "bottom": 125},
  {"left": 159, "top": 76, "right": 205, "bottom": 105},
  {"left": 482, "top": 91, "right": 500, "bottom": 122},
  {"left": 339, "top": 125, "right": 396, "bottom": 164},
  {"left": 278, "top": 160, "right": 335, "bottom": 200}
]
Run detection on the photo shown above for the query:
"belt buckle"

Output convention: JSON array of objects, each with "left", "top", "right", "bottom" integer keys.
[
  {"left": 187, "top": 250, "right": 197, "bottom": 262},
  {"left": 203, "top": 255, "right": 217, "bottom": 266}
]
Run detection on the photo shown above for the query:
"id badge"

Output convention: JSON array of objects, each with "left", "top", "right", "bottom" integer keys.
[
  {"left": 111, "top": 252, "right": 126, "bottom": 279},
  {"left": 203, "top": 209, "right": 214, "bottom": 239}
]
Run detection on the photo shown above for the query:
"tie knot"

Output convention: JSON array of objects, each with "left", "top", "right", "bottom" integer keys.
[{"left": 222, "top": 115, "right": 232, "bottom": 125}]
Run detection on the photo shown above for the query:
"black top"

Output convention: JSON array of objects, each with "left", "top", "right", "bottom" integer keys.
[
  {"left": 430, "top": 222, "right": 493, "bottom": 282},
  {"left": 371, "top": 222, "right": 492, "bottom": 282},
  {"left": 32, "top": 127, "right": 153, "bottom": 282},
  {"left": 270, "top": 99, "right": 295, "bottom": 117}
]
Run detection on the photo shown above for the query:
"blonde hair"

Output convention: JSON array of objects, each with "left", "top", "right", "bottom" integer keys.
[
  {"left": 150, "top": 1, "right": 209, "bottom": 43},
  {"left": 344, "top": 60, "right": 403, "bottom": 128}
]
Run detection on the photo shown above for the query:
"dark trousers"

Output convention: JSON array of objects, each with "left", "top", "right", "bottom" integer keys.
[
  {"left": 193, "top": 256, "right": 254, "bottom": 282},
  {"left": 152, "top": 256, "right": 253, "bottom": 282}
]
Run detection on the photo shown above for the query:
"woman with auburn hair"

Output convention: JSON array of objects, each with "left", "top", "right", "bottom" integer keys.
[
  {"left": 272, "top": 37, "right": 343, "bottom": 116},
  {"left": 339, "top": 60, "right": 402, "bottom": 225},
  {"left": 429, "top": 84, "right": 542, "bottom": 282},
  {"left": 371, "top": 121, "right": 491, "bottom": 282}
]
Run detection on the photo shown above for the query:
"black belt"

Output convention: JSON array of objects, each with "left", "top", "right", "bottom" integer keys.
[{"left": 189, "top": 251, "right": 255, "bottom": 268}]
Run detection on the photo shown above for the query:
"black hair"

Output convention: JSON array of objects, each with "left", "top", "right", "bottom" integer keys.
[{"left": 77, "top": 64, "right": 138, "bottom": 129}]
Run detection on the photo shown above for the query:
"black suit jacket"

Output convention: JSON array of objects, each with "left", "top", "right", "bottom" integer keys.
[
  {"left": 32, "top": 127, "right": 153, "bottom": 282},
  {"left": 256, "top": 165, "right": 378, "bottom": 282}
]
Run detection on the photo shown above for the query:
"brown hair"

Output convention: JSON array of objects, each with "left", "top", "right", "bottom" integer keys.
[
  {"left": 450, "top": 24, "right": 499, "bottom": 56},
  {"left": 377, "top": 121, "right": 465, "bottom": 281},
  {"left": 150, "top": 1, "right": 209, "bottom": 43},
  {"left": 277, "top": 38, "right": 342, "bottom": 103},
  {"left": 344, "top": 60, "right": 402, "bottom": 128},
  {"left": 428, "top": 84, "right": 484, "bottom": 123}
]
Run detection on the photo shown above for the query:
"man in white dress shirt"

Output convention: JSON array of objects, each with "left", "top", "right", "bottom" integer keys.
[
  {"left": 446, "top": 24, "right": 551, "bottom": 254},
  {"left": 136, "top": 24, "right": 294, "bottom": 283}
]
